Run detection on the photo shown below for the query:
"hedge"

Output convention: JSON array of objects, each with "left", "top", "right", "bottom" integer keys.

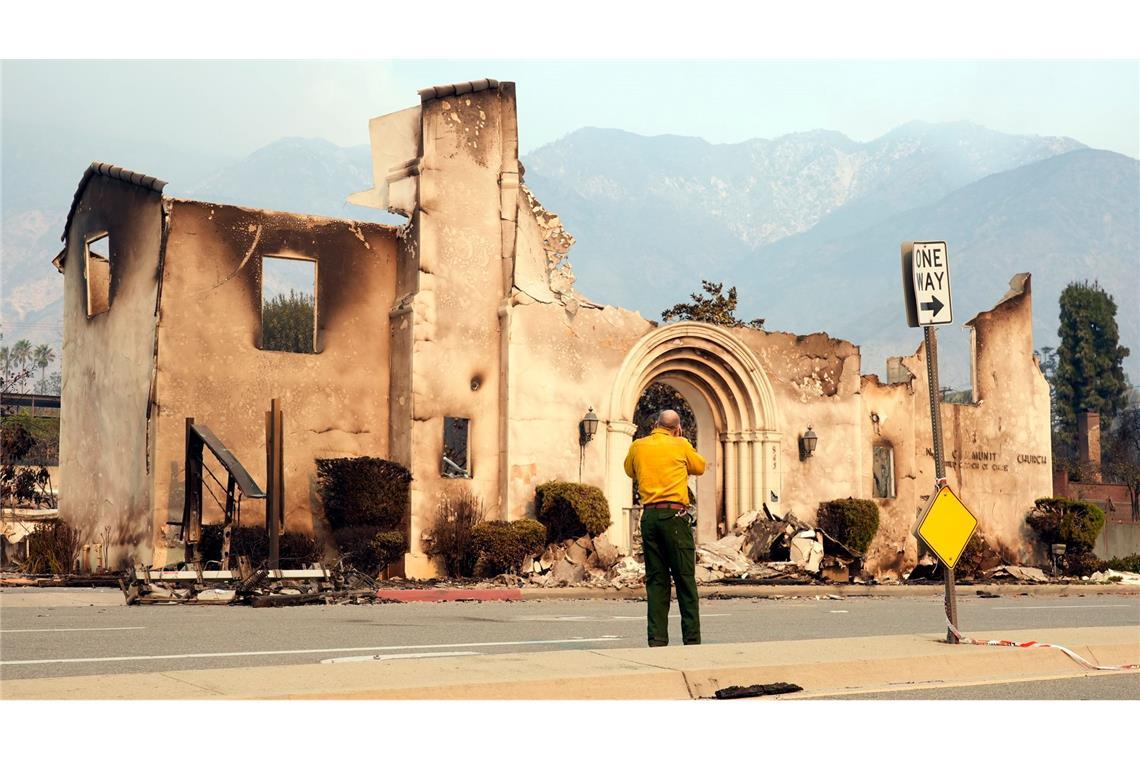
[
  {"left": 817, "top": 498, "right": 880, "bottom": 554},
  {"left": 535, "top": 481, "right": 611, "bottom": 542},
  {"left": 315, "top": 456, "right": 411, "bottom": 532},
  {"left": 471, "top": 519, "right": 547, "bottom": 576},
  {"left": 1026, "top": 498, "right": 1105, "bottom": 553}
]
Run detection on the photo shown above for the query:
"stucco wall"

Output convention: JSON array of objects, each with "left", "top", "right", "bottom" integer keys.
[
  {"left": 396, "top": 86, "right": 519, "bottom": 568},
  {"left": 58, "top": 175, "right": 164, "bottom": 567},
  {"left": 150, "top": 200, "right": 398, "bottom": 564}
]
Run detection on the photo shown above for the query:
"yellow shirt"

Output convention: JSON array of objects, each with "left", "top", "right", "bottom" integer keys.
[{"left": 624, "top": 427, "right": 707, "bottom": 506}]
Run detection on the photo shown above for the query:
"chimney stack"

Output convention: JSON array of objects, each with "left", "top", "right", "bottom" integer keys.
[{"left": 1077, "top": 410, "right": 1102, "bottom": 482}]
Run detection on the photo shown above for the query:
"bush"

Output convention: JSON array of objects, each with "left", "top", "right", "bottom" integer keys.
[
  {"left": 428, "top": 492, "right": 485, "bottom": 577},
  {"left": 817, "top": 498, "right": 880, "bottom": 554},
  {"left": 1107, "top": 554, "right": 1140, "bottom": 573},
  {"left": 535, "top": 481, "right": 611, "bottom": 542},
  {"left": 471, "top": 519, "right": 548, "bottom": 576},
  {"left": 369, "top": 530, "right": 407, "bottom": 573},
  {"left": 1026, "top": 498, "right": 1105, "bottom": 553},
  {"left": 1059, "top": 550, "right": 1108, "bottom": 577},
  {"left": 21, "top": 521, "right": 79, "bottom": 574},
  {"left": 315, "top": 456, "right": 411, "bottom": 532},
  {"left": 197, "top": 524, "right": 322, "bottom": 569}
]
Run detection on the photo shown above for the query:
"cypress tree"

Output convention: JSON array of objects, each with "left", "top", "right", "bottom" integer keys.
[{"left": 1053, "top": 281, "right": 1130, "bottom": 446}]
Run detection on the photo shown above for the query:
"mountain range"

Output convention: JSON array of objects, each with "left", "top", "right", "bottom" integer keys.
[{"left": 2, "top": 120, "right": 1136, "bottom": 388}]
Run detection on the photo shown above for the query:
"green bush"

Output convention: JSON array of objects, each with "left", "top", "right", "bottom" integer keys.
[
  {"left": 471, "top": 519, "right": 548, "bottom": 576},
  {"left": 1107, "top": 554, "right": 1140, "bottom": 573},
  {"left": 1026, "top": 498, "right": 1105, "bottom": 553},
  {"left": 535, "top": 481, "right": 611, "bottom": 542},
  {"left": 817, "top": 498, "right": 880, "bottom": 554},
  {"left": 428, "top": 492, "right": 485, "bottom": 577},
  {"left": 330, "top": 525, "right": 406, "bottom": 574},
  {"left": 315, "top": 456, "right": 411, "bottom": 532}
]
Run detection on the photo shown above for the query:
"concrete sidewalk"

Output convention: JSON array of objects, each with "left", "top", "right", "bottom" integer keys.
[{"left": 4, "top": 626, "right": 1136, "bottom": 700}]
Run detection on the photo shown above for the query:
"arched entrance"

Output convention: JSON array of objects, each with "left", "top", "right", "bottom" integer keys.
[{"left": 602, "top": 322, "right": 782, "bottom": 550}]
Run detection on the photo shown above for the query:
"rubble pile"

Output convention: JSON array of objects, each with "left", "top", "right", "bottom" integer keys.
[
  {"left": 696, "top": 507, "right": 862, "bottom": 584},
  {"left": 522, "top": 534, "right": 643, "bottom": 588},
  {"left": 121, "top": 563, "right": 379, "bottom": 606}
]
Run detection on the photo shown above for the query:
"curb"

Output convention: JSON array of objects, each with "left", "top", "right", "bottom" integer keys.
[{"left": 512, "top": 582, "right": 1140, "bottom": 602}]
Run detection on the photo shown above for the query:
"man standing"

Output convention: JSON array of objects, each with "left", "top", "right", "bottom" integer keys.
[{"left": 624, "top": 409, "right": 706, "bottom": 646}]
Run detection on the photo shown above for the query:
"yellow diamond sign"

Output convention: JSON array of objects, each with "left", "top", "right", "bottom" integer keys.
[{"left": 914, "top": 486, "right": 978, "bottom": 569}]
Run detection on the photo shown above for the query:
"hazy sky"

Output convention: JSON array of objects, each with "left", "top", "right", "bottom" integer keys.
[{"left": 3, "top": 60, "right": 1138, "bottom": 159}]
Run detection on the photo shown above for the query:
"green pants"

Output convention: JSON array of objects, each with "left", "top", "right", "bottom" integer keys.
[{"left": 640, "top": 509, "right": 700, "bottom": 646}]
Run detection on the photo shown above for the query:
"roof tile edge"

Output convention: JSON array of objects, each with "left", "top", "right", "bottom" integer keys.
[{"left": 417, "top": 78, "right": 501, "bottom": 103}]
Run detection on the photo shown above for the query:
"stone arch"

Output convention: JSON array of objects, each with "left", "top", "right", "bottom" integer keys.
[{"left": 602, "top": 321, "right": 782, "bottom": 550}]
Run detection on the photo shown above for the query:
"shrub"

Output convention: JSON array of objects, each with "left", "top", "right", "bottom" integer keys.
[
  {"left": 21, "top": 521, "right": 79, "bottom": 574},
  {"left": 535, "top": 481, "right": 611, "bottom": 542},
  {"left": 1060, "top": 550, "right": 1108, "bottom": 578},
  {"left": 369, "top": 530, "right": 407, "bottom": 573},
  {"left": 428, "top": 492, "right": 485, "bottom": 577},
  {"left": 315, "top": 456, "right": 412, "bottom": 532},
  {"left": 1026, "top": 498, "right": 1105, "bottom": 553},
  {"left": 955, "top": 533, "right": 1004, "bottom": 578},
  {"left": 279, "top": 531, "right": 324, "bottom": 568},
  {"left": 197, "top": 524, "right": 322, "bottom": 569},
  {"left": 1107, "top": 554, "right": 1140, "bottom": 573},
  {"left": 817, "top": 498, "right": 880, "bottom": 554},
  {"left": 471, "top": 519, "right": 548, "bottom": 576}
]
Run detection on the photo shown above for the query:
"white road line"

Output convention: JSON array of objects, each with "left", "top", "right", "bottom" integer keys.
[
  {"left": 321, "top": 651, "right": 481, "bottom": 664},
  {"left": 0, "top": 635, "right": 624, "bottom": 666},
  {"left": 0, "top": 626, "right": 146, "bottom": 634},
  {"left": 991, "top": 605, "right": 1132, "bottom": 611},
  {"left": 828, "top": 610, "right": 850, "bottom": 614}
]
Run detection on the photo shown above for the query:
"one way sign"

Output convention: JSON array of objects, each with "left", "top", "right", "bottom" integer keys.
[{"left": 901, "top": 240, "right": 953, "bottom": 327}]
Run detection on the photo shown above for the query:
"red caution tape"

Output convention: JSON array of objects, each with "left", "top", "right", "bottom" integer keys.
[{"left": 945, "top": 617, "right": 1139, "bottom": 672}]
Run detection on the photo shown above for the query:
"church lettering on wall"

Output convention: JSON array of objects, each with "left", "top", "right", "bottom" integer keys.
[{"left": 923, "top": 448, "right": 1048, "bottom": 472}]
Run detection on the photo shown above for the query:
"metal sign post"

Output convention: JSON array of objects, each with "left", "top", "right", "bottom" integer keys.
[
  {"left": 902, "top": 240, "right": 970, "bottom": 643},
  {"left": 922, "top": 325, "right": 957, "bottom": 642}
]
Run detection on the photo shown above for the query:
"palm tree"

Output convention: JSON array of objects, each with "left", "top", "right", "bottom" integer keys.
[
  {"left": 11, "top": 340, "right": 32, "bottom": 393},
  {"left": 33, "top": 344, "right": 55, "bottom": 388},
  {"left": 0, "top": 344, "right": 9, "bottom": 377}
]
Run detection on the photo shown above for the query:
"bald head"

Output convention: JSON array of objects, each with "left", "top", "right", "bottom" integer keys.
[{"left": 656, "top": 409, "right": 682, "bottom": 432}]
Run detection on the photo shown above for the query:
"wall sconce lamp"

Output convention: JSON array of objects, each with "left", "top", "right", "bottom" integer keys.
[
  {"left": 799, "top": 425, "right": 818, "bottom": 460},
  {"left": 579, "top": 407, "right": 600, "bottom": 446}
]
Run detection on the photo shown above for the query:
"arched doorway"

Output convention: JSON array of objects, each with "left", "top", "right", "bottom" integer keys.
[{"left": 602, "top": 322, "right": 781, "bottom": 550}]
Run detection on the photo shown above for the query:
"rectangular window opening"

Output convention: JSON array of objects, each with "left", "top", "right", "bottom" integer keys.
[
  {"left": 442, "top": 417, "right": 471, "bottom": 478},
  {"left": 261, "top": 256, "right": 317, "bottom": 353},
  {"left": 872, "top": 445, "right": 895, "bottom": 499},
  {"left": 85, "top": 233, "right": 111, "bottom": 317}
]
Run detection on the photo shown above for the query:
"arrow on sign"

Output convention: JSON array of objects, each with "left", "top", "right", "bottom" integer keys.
[{"left": 921, "top": 295, "right": 945, "bottom": 318}]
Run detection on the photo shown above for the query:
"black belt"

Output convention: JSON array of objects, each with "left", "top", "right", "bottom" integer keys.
[{"left": 643, "top": 502, "right": 686, "bottom": 510}]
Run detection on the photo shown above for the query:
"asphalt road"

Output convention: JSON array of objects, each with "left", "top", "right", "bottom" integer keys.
[
  {"left": 1, "top": 588, "right": 1137, "bottom": 683},
  {"left": 826, "top": 673, "right": 1140, "bottom": 700}
]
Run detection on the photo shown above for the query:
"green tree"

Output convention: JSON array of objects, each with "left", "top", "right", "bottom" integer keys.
[
  {"left": 262, "top": 290, "right": 316, "bottom": 353},
  {"left": 10, "top": 340, "right": 32, "bottom": 393},
  {"left": 661, "top": 280, "right": 765, "bottom": 329},
  {"left": 633, "top": 382, "right": 697, "bottom": 446},
  {"left": 32, "top": 344, "right": 55, "bottom": 387},
  {"left": 1053, "top": 282, "right": 1130, "bottom": 448}
]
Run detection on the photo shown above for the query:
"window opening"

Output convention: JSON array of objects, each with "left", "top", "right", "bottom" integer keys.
[
  {"left": 442, "top": 417, "right": 471, "bottom": 478},
  {"left": 872, "top": 445, "right": 895, "bottom": 499},
  {"left": 261, "top": 256, "right": 317, "bottom": 353},
  {"left": 85, "top": 233, "right": 111, "bottom": 317}
]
